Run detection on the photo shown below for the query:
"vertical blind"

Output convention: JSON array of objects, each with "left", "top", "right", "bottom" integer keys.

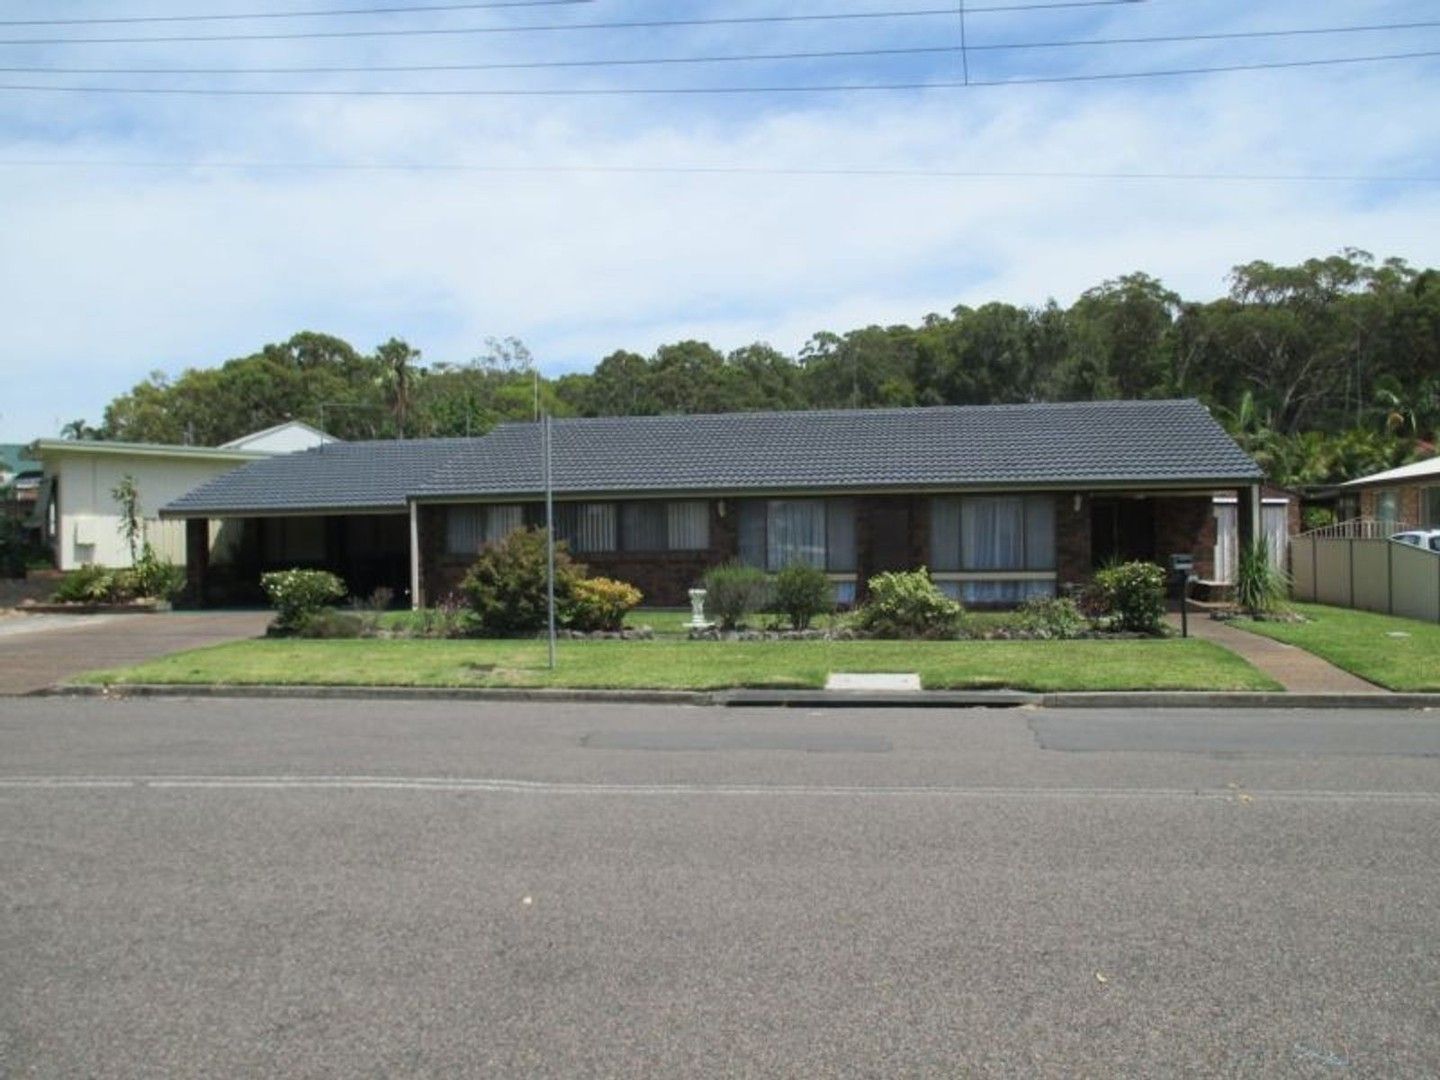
[{"left": 446, "top": 505, "right": 526, "bottom": 555}]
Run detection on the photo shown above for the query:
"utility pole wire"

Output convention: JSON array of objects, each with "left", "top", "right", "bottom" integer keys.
[
  {"left": 959, "top": 1, "right": 971, "bottom": 86},
  {"left": 0, "top": 1, "right": 1145, "bottom": 47},
  {"left": 0, "top": 1, "right": 592, "bottom": 27},
  {"left": 5, "top": 22, "right": 1435, "bottom": 75},
  {"left": 1, "top": 49, "right": 1433, "bottom": 95}
]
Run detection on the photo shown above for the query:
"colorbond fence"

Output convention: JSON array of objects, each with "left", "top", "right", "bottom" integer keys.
[{"left": 1291, "top": 531, "right": 1440, "bottom": 624}]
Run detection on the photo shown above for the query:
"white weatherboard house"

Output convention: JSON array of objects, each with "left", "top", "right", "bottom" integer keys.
[{"left": 33, "top": 421, "right": 335, "bottom": 570}]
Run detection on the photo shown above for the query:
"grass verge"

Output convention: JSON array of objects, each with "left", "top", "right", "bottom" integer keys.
[
  {"left": 1233, "top": 603, "right": 1440, "bottom": 692},
  {"left": 78, "top": 637, "right": 1279, "bottom": 693}
]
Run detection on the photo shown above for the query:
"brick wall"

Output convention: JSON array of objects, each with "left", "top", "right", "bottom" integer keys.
[{"left": 418, "top": 500, "right": 738, "bottom": 608}]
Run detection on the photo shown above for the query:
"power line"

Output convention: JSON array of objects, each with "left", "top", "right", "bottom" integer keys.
[
  {"left": 1, "top": 160, "right": 1434, "bottom": 184},
  {"left": 0, "top": 49, "right": 1433, "bottom": 94},
  {"left": 0, "top": 1, "right": 1145, "bottom": 47},
  {"left": 1, "top": 21, "right": 1433, "bottom": 75},
  {"left": 958, "top": 1, "right": 971, "bottom": 86},
  {"left": 0, "top": 1, "right": 593, "bottom": 27}
]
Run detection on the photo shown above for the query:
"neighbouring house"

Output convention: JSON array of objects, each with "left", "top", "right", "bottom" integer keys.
[
  {"left": 162, "top": 399, "right": 1265, "bottom": 609},
  {"left": 1, "top": 444, "right": 44, "bottom": 542},
  {"left": 33, "top": 421, "right": 336, "bottom": 571},
  {"left": 1340, "top": 453, "right": 1440, "bottom": 529}
]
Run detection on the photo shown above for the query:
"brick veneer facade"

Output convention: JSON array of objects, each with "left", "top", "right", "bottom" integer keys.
[{"left": 416, "top": 491, "right": 1224, "bottom": 607}]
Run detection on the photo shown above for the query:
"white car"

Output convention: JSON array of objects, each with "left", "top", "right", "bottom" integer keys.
[{"left": 1389, "top": 529, "right": 1440, "bottom": 553}]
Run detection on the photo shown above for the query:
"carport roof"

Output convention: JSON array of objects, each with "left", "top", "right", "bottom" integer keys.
[
  {"left": 162, "top": 438, "right": 474, "bottom": 517},
  {"left": 163, "top": 399, "right": 1262, "bottom": 517}
]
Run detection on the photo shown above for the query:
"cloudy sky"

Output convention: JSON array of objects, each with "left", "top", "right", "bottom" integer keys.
[{"left": 1, "top": 0, "right": 1437, "bottom": 441}]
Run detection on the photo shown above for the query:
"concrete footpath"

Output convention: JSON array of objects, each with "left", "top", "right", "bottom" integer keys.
[{"left": 1168, "top": 612, "right": 1382, "bottom": 694}]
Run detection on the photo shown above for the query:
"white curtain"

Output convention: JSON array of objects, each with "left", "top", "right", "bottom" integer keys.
[
  {"left": 961, "top": 496, "right": 1025, "bottom": 571},
  {"left": 667, "top": 501, "right": 710, "bottom": 550},
  {"left": 767, "top": 499, "right": 826, "bottom": 570},
  {"left": 1213, "top": 504, "right": 1238, "bottom": 584},
  {"left": 961, "top": 579, "right": 1053, "bottom": 604}
]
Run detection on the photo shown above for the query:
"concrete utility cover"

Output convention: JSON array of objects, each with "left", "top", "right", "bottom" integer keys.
[{"left": 825, "top": 672, "right": 922, "bottom": 692}]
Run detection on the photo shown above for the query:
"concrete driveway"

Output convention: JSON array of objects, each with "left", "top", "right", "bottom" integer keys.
[{"left": 0, "top": 611, "right": 270, "bottom": 695}]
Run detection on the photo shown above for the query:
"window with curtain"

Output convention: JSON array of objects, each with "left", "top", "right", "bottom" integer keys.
[
  {"left": 931, "top": 494, "right": 1056, "bottom": 571},
  {"left": 555, "top": 502, "right": 617, "bottom": 553},
  {"left": 1377, "top": 491, "right": 1399, "bottom": 523},
  {"left": 616, "top": 501, "right": 711, "bottom": 551},
  {"left": 767, "top": 500, "right": 826, "bottom": 570},
  {"left": 1426, "top": 487, "right": 1440, "bottom": 527},
  {"left": 738, "top": 498, "right": 854, "bottom": 572},
  {"left": 447, "top": 505, "right": 525, "bottom": 556}
]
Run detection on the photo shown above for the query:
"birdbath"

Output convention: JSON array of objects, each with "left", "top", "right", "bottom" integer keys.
[{"left": 687, "top": 588, "right": 714, "bottom": 630}]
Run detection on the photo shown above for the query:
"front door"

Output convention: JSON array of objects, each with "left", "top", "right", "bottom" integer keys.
[{"left": 868, "top": 498, "right": 912, "bottom": 575}]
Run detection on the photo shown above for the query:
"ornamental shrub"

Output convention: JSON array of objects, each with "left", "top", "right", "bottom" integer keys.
[
  {"left": 565, "top": 576, "right": 643, "bottom": 632},
  {"left": 1013, "top": 595, "right": 1088, "bottom": 639},
  {"left": 261, "top": 568, "right": 347, "bottom": 634},
  {"left": 1092, "top": 560, "right": 1166, "bottom": 634},
  {"left": 771, "top": 562, "right": 832, "bottom": 630},
  {"left": 855, "top": 568, "right": 963, "bottom": 639},
  {"left": 1234, "top": 538, "right": 1290, "bottom": 616},
  {"left": 53, "top": 564, "right": 135, "bottom": 604},
  {"left": 700, "top": 561, "right": 771, "bottom": 630},
  {"left": 131, "top": 544, "right": 186, "bottom": 601},
  {"left": 460, "top": 527, "right": 583, "bottom": 636}
]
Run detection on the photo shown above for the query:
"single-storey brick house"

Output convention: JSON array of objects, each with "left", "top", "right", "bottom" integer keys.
[
  {"left": 1341, "top": 453, "right": 1440, "bottom": 529},
  {"left": 162, "top": 399, "right": 1266, "bottom": 608}
]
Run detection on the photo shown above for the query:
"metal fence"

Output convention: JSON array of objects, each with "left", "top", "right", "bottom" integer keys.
[{"left": 1291, "top": 527, "right": 1440, "bottom": 624}]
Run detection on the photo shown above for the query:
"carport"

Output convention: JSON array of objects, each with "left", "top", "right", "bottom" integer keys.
[{"left": 162, "top": 438, "right": 475, "bottom": 607}]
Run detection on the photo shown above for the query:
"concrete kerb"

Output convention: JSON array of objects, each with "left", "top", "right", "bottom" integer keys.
[{"left": 40, "top": 683, "right": 1440, "bottom": 710}]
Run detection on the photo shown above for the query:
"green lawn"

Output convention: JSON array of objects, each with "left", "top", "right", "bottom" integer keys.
[
  {"left": 1233, "top": 603, "right": 1440, "bottom": 692},
  {"left": 78, "top": 637, "right": 1278, "bottom": 692}
]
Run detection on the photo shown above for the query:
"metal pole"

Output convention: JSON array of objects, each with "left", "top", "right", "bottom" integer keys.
[{"left": 544, "top": 414, "right": 556, "bottom": 670}]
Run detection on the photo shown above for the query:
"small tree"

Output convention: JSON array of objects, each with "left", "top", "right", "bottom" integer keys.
[
  {"left": 771, "top": 562, "right": 832, "bottom": 630},
  {"left": 111, "top": 474, "right": 144, "bottom": 564},
  {"left": 461, "top": 527, "right": 583, "bottom": 636}
]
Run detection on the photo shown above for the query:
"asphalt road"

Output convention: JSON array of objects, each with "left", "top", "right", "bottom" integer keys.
[{"left": 2, "top": 698, "right": 1438, "bottom": 1077}]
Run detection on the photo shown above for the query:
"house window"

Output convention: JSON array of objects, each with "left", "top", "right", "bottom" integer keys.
[
  {"left": 618, "top": 500, "right": 711, "bottom": 552},
  {"left": 1426, "top": 487, "right": 1440, "bottom": 528},
  {"left": 930, "top": 494, "right": 1056, "bottom": 604},
  {"left": 555, "top": 502, "right": 617, "bottom": 553},
  {"left": 1376, "top": 490, "right": 1399, "bottom": 524},
  {"left": 446, "top": 504, "right": 524, "bottom": 556},
  {"left": 738, "top": 498, "right": 856, "bottom": 572}
]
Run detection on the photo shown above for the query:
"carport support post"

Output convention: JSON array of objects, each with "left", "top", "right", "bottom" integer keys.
[
  {"left": 408, "top": 500, "right": 422, "bottom": 611},
  {"left": 1237, "top": 484, "right": 1261, "bottom": 556}
]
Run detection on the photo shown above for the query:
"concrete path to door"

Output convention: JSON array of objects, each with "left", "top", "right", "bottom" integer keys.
[
  {"left": 0, "top": 611, "right": 271, "bottom": 695},
  {"left": 1168, "top": 612, "right": 1382, "bottom": 694}
]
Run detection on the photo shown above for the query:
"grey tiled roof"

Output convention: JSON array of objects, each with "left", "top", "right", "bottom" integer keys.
[
  {"left": 163, "top": 438, "right": 475, "bottom": 516},
  {"left": 164, "top": 400, "right": 1261, "bottom": 516},
  {"left": 414, "top": 399, "right": 1261, "bottom": 499}
]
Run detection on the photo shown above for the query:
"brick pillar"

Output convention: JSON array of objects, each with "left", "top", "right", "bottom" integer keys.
[{"left": 1055, "top": 492, "right": 1091, "bottom": 588}]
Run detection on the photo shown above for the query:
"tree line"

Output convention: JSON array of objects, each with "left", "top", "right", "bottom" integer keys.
[{"left": 66, "top": 249, "right": 1440, "bottom": 487}]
